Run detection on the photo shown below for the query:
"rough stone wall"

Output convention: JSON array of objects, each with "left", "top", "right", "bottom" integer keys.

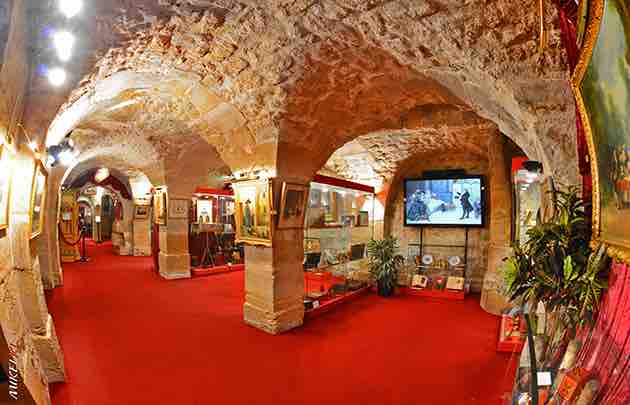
[
  {"left": 43, "top": 0, "right": 577, "bottom": 187},
  {"left": 0, "top": 2, "right": 64, "bottom": 403},
  {"left": 386, "top": 150, "right": 491, "bottom": 292}
]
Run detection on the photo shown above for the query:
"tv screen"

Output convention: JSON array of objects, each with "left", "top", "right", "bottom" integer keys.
[{"left": 404, "top": 176, "right": 485, "bottom": 227}]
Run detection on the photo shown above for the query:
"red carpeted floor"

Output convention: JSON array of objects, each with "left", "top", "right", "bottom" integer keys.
[{"left": 47, "top": 241, "right": 517, "bottom": 405}]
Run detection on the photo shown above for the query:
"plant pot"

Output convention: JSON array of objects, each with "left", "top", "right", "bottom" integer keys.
[{"left": 377, "top": 280, "right": 394, "bottom": 297}]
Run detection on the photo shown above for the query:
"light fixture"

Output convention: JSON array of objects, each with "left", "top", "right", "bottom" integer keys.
[
  {"left": 47, "top": 67, "right": 67, "bottom": 86},
  {"left": 94, "top": 167, "right": 110, "bottom": 183},
  {"left": 53, "top": 30, "right": 75, "bottom": 61},
  {"left": 59, "top": 0, "right": 82, "bottom": 18},
  {"left": 46, "top": 135, "right": 78, "bottom": 167},
  {"left": 28, "top": 141, "right": 38, "bottom": 151}
]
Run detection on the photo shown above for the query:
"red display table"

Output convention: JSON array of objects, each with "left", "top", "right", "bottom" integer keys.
[
  {"left": 400, "top": 287, "right": 466, "bottom": 301},
  {"left": 192, "top": 263, "right": 245, "bottom": 277},
  {"left": 496, "top": 314, "right": 526, "bottom": 353},
  {"left": 304, "top": 287, "right": 370, "bottom": 321}
]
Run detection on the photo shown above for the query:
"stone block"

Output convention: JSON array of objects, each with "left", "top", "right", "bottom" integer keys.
[
  {"left": 31, "top": 314, "right": 66, "bottom": 383},
  {"left": 158, "top": 252, "right": 191, "bottom": 279}
]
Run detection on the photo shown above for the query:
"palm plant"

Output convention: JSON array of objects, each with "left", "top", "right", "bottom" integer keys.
[
  {"left": 503, "top": 185, "right": 610, "bottom": 331},
  {"left": 367, "top": 237, "right": 405, "bottom": 297}
]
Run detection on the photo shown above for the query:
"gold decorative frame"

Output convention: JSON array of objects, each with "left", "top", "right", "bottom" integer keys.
[
  {"left": 153, "top": 188, "right": 167, "bottom": 225},
  {"left": 0, "top": 144, "right": 13, "bottom": 233},
  {"left": 134, "top": 204, "right": 150, "bottom": 220},
  {"left": 571, "top": 0, "right": 630, "bottom": 263},
  {"left": 232, "top": 179, "right": 274, "bottom": 246},
  {"left": 277, "top": 182, "right": 308, "bottom": 229},
  {"left": 29, "top": 160, "right": 48, "bottom": 239}
]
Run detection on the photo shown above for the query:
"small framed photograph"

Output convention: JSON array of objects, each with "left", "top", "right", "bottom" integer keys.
[
  {"left": 134, "top": 205, "right": 150, "bottom": 220},
  {"left": 357, "top": 211, "right": 369, "bottom": 226},
  {"left": 169, "top": 198, "right": 189, "bottom": 219},
  {"left": 341, "top": 215, "right": 355, "bottom": 226},
  {"left": 277, "top": 182, "right": 309, "bottom": 229},
  {"left": 29, "top": 161, "right": 48, "bottom": 238}
]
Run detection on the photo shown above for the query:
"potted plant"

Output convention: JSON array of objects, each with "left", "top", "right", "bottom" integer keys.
[
  {"left": 367, "top": 237, "right": 405, "bottom": 297},
  {"left": 503, "top": 185, "right": 610, "bottom": 331}
]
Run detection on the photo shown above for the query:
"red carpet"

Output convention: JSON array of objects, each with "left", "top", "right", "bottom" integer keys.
[{"left": 47, "top": 241, "right": 517, "bottom": 405}]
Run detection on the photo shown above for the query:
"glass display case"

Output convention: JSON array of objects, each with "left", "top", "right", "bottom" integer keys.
[
  {"left": 190, "top": 188, "right": 243, "bottom": 269},
  {"left": 303, "top": 175, "right": 375, "bottom": 313},
  {"left": 513, "top": 160, "right": 544, "bottom": 246}
]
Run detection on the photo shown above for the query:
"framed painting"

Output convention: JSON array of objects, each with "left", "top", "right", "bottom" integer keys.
[
  {"left": 232, "top": 179, "right": 273, "bottom": 246},
  {"left": 134, "top": 204, "right": 150, "bottom": 220},
  {"left": 357, "top": 210, "right": 370, "bottom": 227},
  {"left": 572, "top": 0, "right": 630, "bottom": 262},
  {"left": 153, "top": 188, "right": 167, "bottom": 225},
  {"left": 0, "top": 144, "right": 12, "bottom": 233},
  {"left": 277, "top": 182, "right": 308, "bottom": 229},
  {"left": 29, "top": 161, "right": 47, "bottom": 238},
  {"left": 169, "top": 198, "right": 189, "bottom": 219}
]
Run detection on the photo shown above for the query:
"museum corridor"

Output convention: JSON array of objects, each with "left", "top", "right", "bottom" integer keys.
[{"left": 46, "top": 241, "right": 515, "bottom": 405}]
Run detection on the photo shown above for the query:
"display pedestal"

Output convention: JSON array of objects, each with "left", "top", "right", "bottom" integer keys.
[
  {"left": 496, "top": 314, "right": 526, "bottom": 353},
  {"left": 192, "top": 263, "right": 245, "bottom": 277},
  {"left": 401, "top": 286, "right": 466, "bottom": 301}
]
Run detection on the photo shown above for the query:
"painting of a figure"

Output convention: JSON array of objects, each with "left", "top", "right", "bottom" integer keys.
[
  {"left": 278, "top": 183, "right": 308, "bottom": 229},
  {"left": 234, "top": 180, "right": 272, "bottom": 245},
  {"left": 579, "top": 0, "right": 630, "bottom": 251},
  {"left": 30, "top": 162, "right": 47, "bottom": 238}
]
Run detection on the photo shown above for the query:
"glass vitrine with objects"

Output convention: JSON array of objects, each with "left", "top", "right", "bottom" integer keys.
[
  {"left": 302, "top": 175, "right": 375, "bottom": 315},
  {"left": 512, "top": 159, "right": 544, "bottom": 246},
  {"left": 189, "top": 187, "right": 244, "bottom": 275}
]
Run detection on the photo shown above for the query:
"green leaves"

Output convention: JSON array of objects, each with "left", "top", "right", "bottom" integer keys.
[
  {"left": 367, "top": 237, "right": 405, "bottom": 292},
  {"left": 502, "top": 185, "right": 610, "bottom": 330}
]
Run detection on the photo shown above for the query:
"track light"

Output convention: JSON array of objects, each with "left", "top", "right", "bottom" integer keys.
[
  {"left": 53, "top": 30, "right": 75, "bottom": 61},
  {"left": 47, "top": 67, "right": 67, "bottom": 86},
  {"left": 46, "top": 136, "right": 79, "bottom": 167},
  {"left": 59, "top": 0, "right": 82, "bottom": 18}
]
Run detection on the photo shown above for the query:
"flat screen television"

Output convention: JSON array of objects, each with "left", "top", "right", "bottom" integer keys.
[{"left": 404, "top": 175, "right": 485, "bottom": 227}]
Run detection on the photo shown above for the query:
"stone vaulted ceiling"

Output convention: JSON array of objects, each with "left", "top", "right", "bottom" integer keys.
[{"left": 40, "top": 0, "right": 578, "bottom": 186}]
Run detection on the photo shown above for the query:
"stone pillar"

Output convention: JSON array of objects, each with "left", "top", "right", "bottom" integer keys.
[
  {"left": 38, "top": 167, "right": 64, "bottom": 289},
  {"left": 481, "top": 132, "right": 513, "bottom": 315},
  {"left": 243, "top": 228, "right": 305, "bottom": 334},
  {"left": 157, "top": 195, "right": 191, "bottom": 280},
  {"left": 242, "top": 178, "right": 305, "bottom": 334}
]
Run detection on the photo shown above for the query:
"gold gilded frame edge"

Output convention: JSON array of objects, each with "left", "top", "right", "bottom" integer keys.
[
  {"left": 233, "top": 178, "right": 274, "bottom": 247},
  {"left": 571, "top": 0, "right": 630, "bottom": 263}
]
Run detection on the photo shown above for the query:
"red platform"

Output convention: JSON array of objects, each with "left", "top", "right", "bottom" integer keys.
[
  {"left": 401, "top": 286, "right": 466, "bottom": 301},
  {"left": 192, "top": 263, "right": 245, "bottom": 277},
  {"left": 304, "top": 287, "right": 370, "bottom": 321},
  {"left": 496, "top": 314, "right": 526, "bottom": 353}
]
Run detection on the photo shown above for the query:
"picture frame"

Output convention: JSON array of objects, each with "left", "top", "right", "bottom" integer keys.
[
  {"left": 232, "top": 179, "right": 273, "bottom": 246},
  {"left": 278, "top": 182, "right": 309, "bottom": 229},
  {"left": 341, "top": 214, "right": 355, "bottom": 227},
  {"left": 357, "top": 210, "right": 369, "bottom": 227},
  {"left": 29, "top": 160, "right": 47, "bottom": 238},
  {"left": 169, "top": 198, "right": 189, "bottom": 219},
  {"left": 0, "top": 144, "right": 12, "bottom": 233},
  {"left": 571, "top": 0, "right": 630, "bottom": 262},
  {"left": 134, "top": 204, "right": 150, "bottom": 220},
  {"left": 153, "top": 188, "right": 167, "bottom": 225}
]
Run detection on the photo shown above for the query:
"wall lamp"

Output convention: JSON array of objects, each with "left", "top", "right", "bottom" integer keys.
[{"left": 46, "top": 136, "right": 79, "bottom": 167}]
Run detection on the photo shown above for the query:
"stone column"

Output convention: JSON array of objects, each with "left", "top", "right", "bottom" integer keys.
[
  {"left": 38, "top": 167, "right": 64, "bottom": 289},
  {"left": 481, "top": 132, "right": 513, "bottom": 315},
  {"left": 242, "top": 178, "right": 305, "bottom": 334},
  {"left": 157, "top": 194, "right": 191, "bottom": 280}
]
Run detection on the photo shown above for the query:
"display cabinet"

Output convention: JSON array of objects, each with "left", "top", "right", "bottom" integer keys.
[
  {"left": 513, "top": 160, "right": 544, "bottom": 246},
  {"left": 303, "top": 175, "right": 375, "bottom": 314},
  {"left": 189, "top": 188, "right": 243, "bottom": 271}
]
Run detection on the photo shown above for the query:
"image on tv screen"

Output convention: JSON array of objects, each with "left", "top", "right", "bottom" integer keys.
[{"left": 404, "top": 177, "right": 484, "bottom": 226}]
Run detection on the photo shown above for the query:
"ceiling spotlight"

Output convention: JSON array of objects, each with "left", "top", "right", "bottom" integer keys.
[
  {"left": 28, "top": 141, "right": 38, "bottom": 151},
  {"left": 94, "top": 167, "right": 110, "bottom": 183},
  {"left": 53, "top": 30, "right": 75, "bottom": 61},
  {"left": 59, "top": 0, "right": 82, "bottom": 18},
  {"left": 46, "top": 136, "right": 78, "bottom": 167},
  {"left": 58, "top": 149, "right": 76, "bottom": 166},
  {"left": 47, "top": 67, "right": 67, "bottom": 86}
]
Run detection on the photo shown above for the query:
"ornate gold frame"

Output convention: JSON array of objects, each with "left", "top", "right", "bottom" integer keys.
[
  {"left": 277, "top": 182, "right": 309, "bottom": 229},
  {"left": 232, "top": 179, "right": 274, "bottom": 247},
  {"left": 571, "top": 0, "right": 630, "bottom": 263},
  {"left": 0, "top": 144, "right": 13, "bottom": 233},
  {"left": 29, "top": 160, "right": 48, "bottom": 239}
]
